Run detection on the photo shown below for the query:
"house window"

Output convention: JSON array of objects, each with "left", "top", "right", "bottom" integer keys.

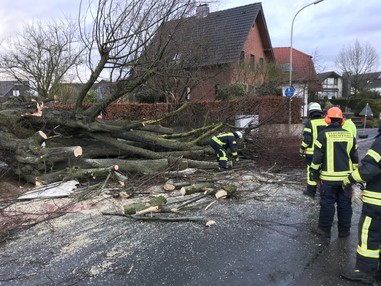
[
  {"left": 250, "top": 55, "right": 255, "bottom": 71},
  {"left": 240, "top": 51, "right": 245, "bottom": 67},
  {"left": 186, "top": 87, "right": 191, "bottom": 101},
  {"left": 324, "top": 78, "right": 338, "bottom": 88},
  {"left": 280, "top": 63, "right": 290, "bottom": 72},
  {"left": 96, "top": 86, "right": 105, "bottom": 102},
  {"left": 13, "top": 89, "right": 20, "bottom": 97}
]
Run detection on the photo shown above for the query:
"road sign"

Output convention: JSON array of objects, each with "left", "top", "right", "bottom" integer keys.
[{"left": 283, "top": 86, "right": 295, "bottom": 98}]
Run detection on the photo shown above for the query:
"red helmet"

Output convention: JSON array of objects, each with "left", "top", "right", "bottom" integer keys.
[{"left": 325, "top": 107, "right": 344, "bottom": 125}]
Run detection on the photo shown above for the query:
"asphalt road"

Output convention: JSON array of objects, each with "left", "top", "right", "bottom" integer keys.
[{"left": 0, "top": 128, "right": 379, "bottom": 286}]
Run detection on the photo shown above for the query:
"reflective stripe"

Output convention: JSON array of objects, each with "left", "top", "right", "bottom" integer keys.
[
  {"left": 305, "top": 119, "right": 327, "bottom": 155},
  {"left": 307, "top": 164, "right": 317, "bottom": 186},
  {"left": 351, "top": 169, "right": 363, "bottom": 182},
  {"left": 357, "top": 246, "right": 379, "bottom": 258},
  {"left": 301, "top": 142, "right": 309, "bottom": 148},
  {"left": 315, "top": 141, "right": 322, "bottom": 149},
  {"left": 304, "top": 127, "right": 311, "bottom": 133},
  {"left": 231, "top": 152, "right": 238, "bottom": 156},
  {"left": 322, "top": 131, "right": 354, "bottom": 178},
  {"left": 310, "top": 163, "right": 320, "bottom": 170},
  {"left": 367, "top": 149, "right": 381, "bottom": 163},
  {"left": 357, "top": 216, "right": 379, "bottom": 259},
  {"left": 362, "top": 190, "right": 381, "bottom": 206},
  {"left": 212, "top": 136, "right": 224, "bottom": 146},
  {"left": 218, "top": 149, "right": 227, "bottom": 161},
  {"left": 320, "top": 172, "right": 351, "bottom": 181},
  {"left": 363, "top": 190, "right": 381, "bottom": 199}
]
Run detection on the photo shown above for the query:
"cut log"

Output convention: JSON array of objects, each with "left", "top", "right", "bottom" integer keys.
[
  {"left": 34, "top": 165, "right": 118, "bottom": 185},
  {"left": 179, "top": 183, "right": 214, "bottom": 196},
  {"left": 112, "top": 170, "right": 128, "bottom": 186},
  {"left": 82, "top": 158, "right": 170, "bottom": 174},
  {"left": 222, "top": 184, "right": 237, "bottom": 197},
  {"left": 215, "top": 190, "right": 228, "bottom": 199},
  {"left": 135, "top": 206, "right": 161, "bottom": 215},
  {"left": 163, "top": 182, "right": 176, "bottom": 191},
  {"left": 124, "top": 203, "right": 146, "bottom": 214},
  {"left": 21, "top": 102, "right": 44, "bottom": 117},
  {"left": 39, "top": 146, "right": 83, "bottom": 161},
  {"left": 16, "top": 131, "right": 81, "bottom": 163}
]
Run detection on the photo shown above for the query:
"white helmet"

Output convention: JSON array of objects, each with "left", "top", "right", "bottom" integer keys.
[
  {"left": 308, "top": 102, "right": 322, "bottom": 112},
  {"left": 235, "top": 131, "right": 243, "bottom": 139}
]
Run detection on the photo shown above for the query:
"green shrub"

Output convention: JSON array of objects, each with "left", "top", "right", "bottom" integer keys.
[
  {"left": 84, "top": 89, "right": 97, "bottom": 103},
  {"left": 216, "top": 83, "right": 248, "bottom": 100}
]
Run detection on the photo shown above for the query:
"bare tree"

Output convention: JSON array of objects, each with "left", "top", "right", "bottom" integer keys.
[
  {"left": 335, "top": 40, "right": 379, "bottom": 96},
  {"left": 0, "top": 19, "right": 84, "bottom": 100},
  {"left": 74, "top": 0, "right": 197, "bottom": 119},
  {"left": 310, "top": 48, "right": 326, "bottom": 74},
  {"left": 0, "top": 0, "right": 221, "bottom": 185}
]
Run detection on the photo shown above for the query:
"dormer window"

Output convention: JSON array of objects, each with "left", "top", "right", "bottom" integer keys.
[{"left": 173, "top": 52, "right": 181, "bottom": 63}]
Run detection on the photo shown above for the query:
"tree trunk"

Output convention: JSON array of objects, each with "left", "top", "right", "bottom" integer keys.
[{"left": 0, "top": 100, "right": 217, "bottom": 186}]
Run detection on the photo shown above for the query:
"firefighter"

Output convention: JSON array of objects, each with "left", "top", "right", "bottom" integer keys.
[
  {"left": 309, "top": 106, "right": 359, "bottom": 238},
  {"left": 343, "top": 116, "right": 357, "bottom": 138},
  {"left": 209, "top": 131, "right": 243, "bottom": 169},
  {"left": 340, "top": 123, "right": 381, "bottom": 284},
  {"left": 299, "top": 102, "right": 327, "bottom": 198}
]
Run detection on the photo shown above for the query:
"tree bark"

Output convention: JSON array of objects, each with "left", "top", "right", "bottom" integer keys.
[{"left": 0, "top": 100, "right": 217, "bottom": 186}]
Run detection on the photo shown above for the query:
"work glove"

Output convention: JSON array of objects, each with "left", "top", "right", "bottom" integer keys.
[
  {"left": 309, "top": 170, "right": 319, "bottom": 182},
  {"left": 342, "top": 177, "right": 353, "bottom": 193},
  {"left": 299, "top": 148, "right": 306, "bottom": 157},
  {"left": 356, "top": 182, "right": 365, "bottom": 191}
]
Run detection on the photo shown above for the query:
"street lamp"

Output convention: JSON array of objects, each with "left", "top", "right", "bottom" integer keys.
[{"left": 288, "top": 0, "right": 324, "bottom": 133}]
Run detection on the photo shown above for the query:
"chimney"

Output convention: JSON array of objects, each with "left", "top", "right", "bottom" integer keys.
[{"left": 196, "top": 4, "right": 209, "bottom": 18}]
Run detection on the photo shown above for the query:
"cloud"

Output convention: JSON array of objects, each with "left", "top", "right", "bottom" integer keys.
[
  {"left": 213, "top": 0, "right": 381, "bottom": 72},
  {"left": 1, "top": 0, "right": 380, "bottom": 73}
]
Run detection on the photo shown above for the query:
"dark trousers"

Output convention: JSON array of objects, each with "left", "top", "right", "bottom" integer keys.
[
  {"left": 318, "top": 182, "right": 352, "bottom": 233},
  {"left": 209, "top": 140, "right": 228, "bottom": 168},
  {"left": 356, "top": 203, "right": 381, "bottom": 273}
]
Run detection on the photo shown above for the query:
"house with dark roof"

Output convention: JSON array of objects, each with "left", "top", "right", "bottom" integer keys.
[
  {"left": 317, "top": 71, "right": 343, "bottom": 99},
  {"left": 0, "top": 80, "right": 30, "bottom": 101},
  {"left": 360, "top": 71, "right": 381, "bottom": 93},
  {"left": 139, "top": 3, "right": 274, "bottom": 102},
  {"left": 273, "top": 47, "right": 320, "bottom": 116}
]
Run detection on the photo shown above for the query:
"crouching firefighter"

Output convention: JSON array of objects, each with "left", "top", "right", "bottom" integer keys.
[{"left": 209, "top": 131, "right": 243, "bottom": 170}]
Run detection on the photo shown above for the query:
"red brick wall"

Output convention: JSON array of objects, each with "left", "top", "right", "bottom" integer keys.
[
  {"left": 190, "top": 19, "right": 268, "bottom": 101},
  {"left": 190, "top": 67, "right": 231, "bottom": 102}
]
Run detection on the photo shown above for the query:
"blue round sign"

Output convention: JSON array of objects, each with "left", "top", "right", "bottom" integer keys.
[{"left": 284, "top": 86, "right": 295, "bottom": 98}]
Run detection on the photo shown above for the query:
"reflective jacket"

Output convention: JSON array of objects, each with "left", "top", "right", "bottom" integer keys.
[
  {"left": 311, "top": 123, "right": 359, "bottom": 183},
  {"left": 343, "top": 118, "right": 357, "bottom": 138},
  {"left": 347, "top": 135, "right": 381, "bottom": 206},
  {"left": 210, "top": 132, "right": 238, "bottom": 157},
  {"left": 300, "top": 117, "right": 327, "bottom": 155}
]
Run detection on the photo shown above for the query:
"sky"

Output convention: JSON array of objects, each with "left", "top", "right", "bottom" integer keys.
[{"left": 0, "top": 0, "right": 380, "bottom": 73}]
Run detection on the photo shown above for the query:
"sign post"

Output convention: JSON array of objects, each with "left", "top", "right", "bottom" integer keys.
[
  {"left": 283, "top": 86, "right": 295, "bottom": 99},
  {"left": 283, "top": 86, "right": 295, "bottom": 135}
]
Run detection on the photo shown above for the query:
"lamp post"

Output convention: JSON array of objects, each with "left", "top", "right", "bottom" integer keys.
[{"left": 288, "top": 0, "right": 324, "bottom": 134}]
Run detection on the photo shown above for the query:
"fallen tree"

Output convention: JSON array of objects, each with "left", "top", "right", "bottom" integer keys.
[{"left": 0, "top": 99, "right": 225, "bottom": 186}]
